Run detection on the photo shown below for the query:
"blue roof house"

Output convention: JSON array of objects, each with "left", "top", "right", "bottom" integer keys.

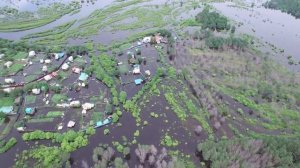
[
  {"left": 79, "top": 72, "right": 89, "bottom": 81},
  {"left": 0, "top": 106, "right": 14, "bottom": 115},
  {"left": 25, "top": 107, "right": 36, "bottom": 115},
  {"left": 134, "top": 79, "right": 143, "bottom": 85}
]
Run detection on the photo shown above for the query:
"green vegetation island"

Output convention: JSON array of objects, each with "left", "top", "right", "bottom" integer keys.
[
  {"left": 0, "top": 0, "right": 300, "bottom": 167},
  {"left": 264, "top": 0, "right": 300, "bottom": 18}
]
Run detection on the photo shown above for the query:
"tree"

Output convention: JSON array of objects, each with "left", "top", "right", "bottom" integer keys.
[
  {"left": 119, "top": 91, "right": 127, "bottom": 104},
  {"left": 0, "top": 112, "right": 6, "bottom": 119},
  {"left": 112, "top": 113, "right": 119, "bottom": 123},
  {"left": 231, "top": 25, "right": 236, "bottom": 34}
]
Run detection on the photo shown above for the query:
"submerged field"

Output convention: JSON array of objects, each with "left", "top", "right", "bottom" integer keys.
[{"left": 0, "top": 0, "right": 300, "bottom": 168}]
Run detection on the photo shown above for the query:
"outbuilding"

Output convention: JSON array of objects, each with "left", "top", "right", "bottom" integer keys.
[{"left": 28, "top": 51, "right": 36, "bottom": 57}]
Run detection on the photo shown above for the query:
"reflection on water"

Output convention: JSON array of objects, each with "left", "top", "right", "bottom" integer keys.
[
  {"left": 0, "top": 0, "right": 114, "bottom": 40},
  {"left": 0, "top": 0, "right": 74, "bottom": 11},
  {"left": 213, "top": 2, "right": 300, "bottom": 71}
]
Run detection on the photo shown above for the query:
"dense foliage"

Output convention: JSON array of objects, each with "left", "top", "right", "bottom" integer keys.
[
  {"left": 0, "top": 138, "right": 17, "bottom": 153},
  {"left": 15, "top": 146, "right": 69, "bottom": 168},
  {"left": 205, "top": 36, "right": 248, "bottom": 50},
  {"left": 198, "top": 137, "right": 300, "bottom": 168},
  {"left": 264, "top": 0, "right": 300, "bottom": 18},
  {"left": 196, "top": 7, "right": 230, "bottom": 31},
  {"left": 88, "top": 54, "right": 117, "bottom": 88},
  {"left": 22, "top": 129, "right": 95, "bottom": 152}
]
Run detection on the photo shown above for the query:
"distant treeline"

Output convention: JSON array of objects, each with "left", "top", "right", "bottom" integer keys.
[{"left": 263, "top": 0, "right": 300, "bottom": 18}]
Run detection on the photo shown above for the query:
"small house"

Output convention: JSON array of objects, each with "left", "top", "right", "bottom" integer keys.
[
  {"left": 72, "top": 67, "right": 81, "bottom": 74},
  {"left": 28, "top": 51, "right": 36, "bottom": 57},
  {"left": 134, "top": 78, "right": 143, "bottom": 85},
  {"left": 44, "top": 75, "right": 52, "bottom": 81},
  {"left": 61, "top": 63, "right": 70, "bottom": 71},
  {"left": 0, "top": 106, "right": 14, "bottom": 115},
  {"left": 25, "top": 107, "right": 36, "bottom": 115},
  {"left": 133, "top": 65, "right": 141, "bottom": 74},
  {"left": 55, "top": 53, "right": 65, "bottom": 60},
  {"left": 32, "top": 88, "right": 41, "bottom": 95},
  {"left": 79, "top": 72, "right": 89, "bottom": 81},
  {"left": 4, "top": 78, "right": 15, "bottom": 84},
  {"left": 67, "top": 121, "right": 75, "bottom": 128}
]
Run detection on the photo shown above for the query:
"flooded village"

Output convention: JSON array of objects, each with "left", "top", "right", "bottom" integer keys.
[{"left": 0, "top": 0, "right": 300, "bottom": 168}]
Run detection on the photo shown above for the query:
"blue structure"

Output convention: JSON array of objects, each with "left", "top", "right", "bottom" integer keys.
[
  {"left": 79, "top": 72, "right": 89, "bottom": 81},
  {"left": 0, "top": 106, "right": 13, "bottom": 114},
  {"left": 95, "top": 118, "right": 112, "bottom": 128},
  {"left": 134, "top": 79, "right": 143, "bottom": 85},
  {"left": 25, "top": 107, "right": 35, "bottom": 115},
  {"left": 57, "top": 53, "right": 65, "bottom": 58}
]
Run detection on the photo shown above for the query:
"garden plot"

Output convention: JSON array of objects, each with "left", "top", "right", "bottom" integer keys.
[{"left": 117, "top": 44, "right": 161, "bottom": 99}]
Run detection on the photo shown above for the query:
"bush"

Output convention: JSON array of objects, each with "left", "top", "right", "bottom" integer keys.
[
  {"left": 104, "top": 129, "right": 110, "bottom": 135},
  {"left": 0, "top": 137, "right": 17, "bottom": 153}
]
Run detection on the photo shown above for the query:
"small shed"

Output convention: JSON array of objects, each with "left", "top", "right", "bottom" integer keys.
[
  {"left": 95, "top": 117, "right": 112, "bottom": 128},
  {"left": 79, "top": 72, "right": 89, "bottom": 81},
  {"left": 82, "top": 103, "right": 94, "bottom": 110},
  {"left": 72, "top": 67, "right": 81, "bottom": 74},
  {"left": 44, "top": 59, "right": 52, "bottom": 64},
  {"left": 68, "top": 56, "right": 74, "bottom": 62},
  {"left": 42, "top": 65, "right": 48, "bottom": 72},
  {"left": 25, "top": 107, "right": 36, "bottom": 115},
  {"left": 133, "top": 65, "right": 141, "bottom": 74},
  {"left": 4, "top": 78, "right": 15, "bottom": 84},
  {"left": 67, "top": 121, "right": 75, "bottom": 128},
  {"left": 4, "top": 61, "right": 13, "bottom": 68},
  {"left": 0, "top": 54, "right": 4, "bottom": 59},
  {"left": 145, "top": 70, "right": 151, "bottom": 76},
  {"left": 142, "top": 37, "right": 151, "bottom": 43},
  {"left": 134, "top": 79, "right": 143, "bottom": 85},
  {"left": 70, "top": 101, "right": 81, "bottom": 108}
]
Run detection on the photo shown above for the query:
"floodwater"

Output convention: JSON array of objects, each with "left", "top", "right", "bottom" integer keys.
[
  {"left": 0, "top": 0, "right": 114, "bottom": 40},
  {"left": 1, "top": 0, "right": 300, "bottom": 167},
  {"left": 212, "top": 2, "right": 300, "bottom": 72}
]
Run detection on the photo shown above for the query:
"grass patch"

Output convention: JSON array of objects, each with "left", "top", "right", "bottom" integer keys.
[
  {"left": 0, "top": 97, "right": 14, "bottom": 107},
  {"left": 28, "top": 118, "right": 54, "bottom": 123},
  {"left": 26, "top": 95, "right": 37, "bottom": 104},
  {"left": 46, "top": 111, "right": 63, "bottom": 118},
  {"left": 51, "top": 94, "right": 67, "bottom": 104}
]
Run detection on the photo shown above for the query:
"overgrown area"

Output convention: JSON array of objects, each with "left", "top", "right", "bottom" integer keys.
[{"left": 264, "top": 0, "right": 300, "bottom": 18}]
